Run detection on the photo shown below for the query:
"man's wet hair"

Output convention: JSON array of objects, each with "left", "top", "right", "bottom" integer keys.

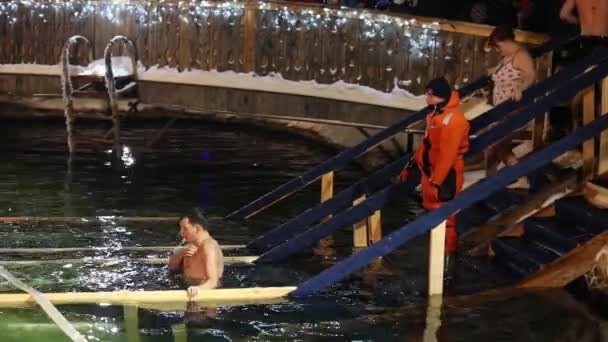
[{"left": 180, "top": 208, "right": 210, "bottom": 231}]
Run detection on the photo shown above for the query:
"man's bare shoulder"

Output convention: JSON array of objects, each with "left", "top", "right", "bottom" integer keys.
[{"left": 200, "top": 238, "right": 221, "bottom": 251}]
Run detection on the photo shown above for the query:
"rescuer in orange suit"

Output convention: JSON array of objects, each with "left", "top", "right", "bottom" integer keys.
[{"left": 407, "top": 77, "right": 470, "bottom": 256}]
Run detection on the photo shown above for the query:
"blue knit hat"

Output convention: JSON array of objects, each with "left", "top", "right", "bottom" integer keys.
[{"left": 425, "top": 77, "right": 452, "bottom": 101}]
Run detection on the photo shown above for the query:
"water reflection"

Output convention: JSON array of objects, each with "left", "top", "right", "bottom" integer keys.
[{"left": 1, "top": 119, "right": 607, "bottom": 341}]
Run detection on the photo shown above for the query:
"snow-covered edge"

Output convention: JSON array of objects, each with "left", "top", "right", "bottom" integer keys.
[{"left": 0, "top": 59, "right": 493, "bottom": 116}]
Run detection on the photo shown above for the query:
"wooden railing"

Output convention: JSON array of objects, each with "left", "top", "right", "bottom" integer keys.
[{"left": 0, "top": 0, "right": 549, "bottom": 95}]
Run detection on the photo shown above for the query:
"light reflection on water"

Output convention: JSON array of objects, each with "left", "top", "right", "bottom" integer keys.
[{"left": 0, "top": 118, "right": 605, "bottom": 340}]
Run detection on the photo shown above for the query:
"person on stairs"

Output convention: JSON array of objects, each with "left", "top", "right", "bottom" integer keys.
[
  {"left": 411, "top": 77, "right": 470, "bottom": 259},
  {"left": 485, "top": 25, "right": 536, "bottom": 190}
]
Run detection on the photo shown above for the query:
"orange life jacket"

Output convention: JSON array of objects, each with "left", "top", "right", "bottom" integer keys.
[{"left": 414, "top": 91, "right": 470, "bottom": 186}]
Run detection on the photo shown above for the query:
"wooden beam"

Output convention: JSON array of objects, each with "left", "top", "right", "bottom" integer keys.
[
  {"left": 0, "top": 256, "right": 258, "bottom": 266},
  {"left": 241, "top": 3, "right": 257, "bottom": 73},
  {"left": 428, "top": 221, "right": 446, "bottom": 297},
  {"left": 0, "top": 245, "right": 245, "bottom": 254},
  {"left": 533, "top": 112, "right": 546, "bottom": 151},
  {"left": 124, "top": 305, "right": 141, "bottom": 342},
  {"left": 0, "top": 267, "right": 87, "bottom": 341},
  {"left": 583, "top": 86, "right": 596, "bottom": 177},
  {"left": 517, "top": 230, "right": 608, "bottom": 288},
  {"left": 599, "top": 78, "right": 608, "bottom": 174},
  {"left": 368, "top": 210, "right": 382, "bottom": 244},
  {"left": 352, "top": 195, "right": 369, "bottom": 248},
  {"left": 422, "top": 295, "right": 443, "bottom": 342},
  {"left": 172, "top": 323, "right": 187, "bottom": 342},
  {"left": 0, "top": 287, "right": 297, "bottom": 307},
  {"left": 0, "top": 216, "right": 180, "bottom": 223},
  {"left": 321, "top": 172, "right": 334, "bottom": 205}
]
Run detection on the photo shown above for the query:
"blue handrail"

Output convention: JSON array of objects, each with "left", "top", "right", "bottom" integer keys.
[
  {"left": 255, "top": 52, "right": 608, "bottom": 264},
  {"left": 291, "top": 109, "right": 608, "bottom": 297},
  {"left": 225, "top": 34, "right": 577, "bottom": 221},
  {"left": 247, "top": 43, "right": 604, "bottom": 252}
]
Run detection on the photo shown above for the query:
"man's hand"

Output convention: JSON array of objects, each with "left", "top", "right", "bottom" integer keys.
[
  {"left": 184, "top": 244, "right": 198, "bottom": 257},
  {"left": 187, "top": 285, "right": 201, "bottom": 299}
]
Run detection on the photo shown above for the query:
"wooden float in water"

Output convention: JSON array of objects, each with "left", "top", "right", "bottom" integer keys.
[
  {"left": 0, "top": 216, "right": 180, "bottom": 223},
  {"left": 0, "top": 245, "right": 246, "bottom": 253},
  {"left": 0, "top": 287, "right": 296, "bottom": 307},
  {"left": 0, "top": 256, "right": 258, "bottom": 266}
]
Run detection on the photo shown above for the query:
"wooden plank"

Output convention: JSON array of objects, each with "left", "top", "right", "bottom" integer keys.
[
  {"left": 352, "top": 195, "right": 368, "bottom": 247},
  {"left": 533, "top": 112, "right": 546, "bottom": 150},
  {"left": 0, "top": 267, "right": 87, "bottom": 341},
  {"left": 172, "top": 323, "right": 187, "bottom": 342},
  {"left": 0, "top": 287, "right": 297, "bottom": 306},
  {"left": 0, "top": 245, "right": 245, "bottom": 254},
  {"left": 428, "top": 221, "right": 446, "bottom": 296},
  {"left": 518, "top": 230, "right": 608, "bottom": 288},
  {"left": 0, "top": 256, "right": 258, "bottom": 266},
  {"left": 321, "top": 171, "right": 334, "bottom": 204},
  {"left": 177, "top": 6, "right": 193, "bottom": 72},
  {"left": 241, "top": 3, "right": 257, "bottom": 73},
  {"left": 0, "top": 216, "right": 180, "bottom": 223},
  {"left": 124, "top": 305, "right": 141, "bottom": 342},
  {"left": 583, "top": 86, "right": 596, "bottom": 177},
  {"left": 369, "top": 210, "right": 382, "bottom": 244},
  {"left": 599, "top": 78, "right": 608, "bottom": 174}
]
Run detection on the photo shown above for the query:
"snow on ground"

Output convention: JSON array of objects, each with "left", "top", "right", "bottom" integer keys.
[{"left": 0, "top": 58, "right": 492, "bottom": 116}]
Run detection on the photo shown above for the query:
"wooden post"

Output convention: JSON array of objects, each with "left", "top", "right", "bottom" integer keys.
[
  {"left": 422, "top": 295, "right": 443, "bottom": 342},
  {"left": 598, "top": 78, "right": 608, "bottom": 174},
  {"left": 533, "top": 112, "right": 546, "bottom": 151},
  {"left": 428, "top": 221, "right": 446, "bottom": 296},
  {"left": 172, "top": 323, "right": 187, "bottom": 342},
  {"left": 583, "top": 86, "right": 596, "bottom": 177},
  {"left": 241, "top": 3, "right": 257, "bottom": 73},
  {"left": 368, "top": 210, "right": 382, "bottom": 244},
  {"left": 353, "top": 195, "right": 369, "bottom": 247},
  {"left": 321, "top": 171, "right": 334, "bottom": 204},
  {"left": 124, "top": 305, "right": 141, "bottom": 342},
  {"left": 319, "top": 171, "right": 335, "bottom": 248}
]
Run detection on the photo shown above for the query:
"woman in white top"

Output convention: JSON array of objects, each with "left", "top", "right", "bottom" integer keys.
[{"left": 485, "top": 25, "right": 536, "bottom": 189}]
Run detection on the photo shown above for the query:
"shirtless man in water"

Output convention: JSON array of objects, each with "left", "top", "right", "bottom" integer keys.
[{"left": 168, "top": 213, "right": 224, "bottom": 299}]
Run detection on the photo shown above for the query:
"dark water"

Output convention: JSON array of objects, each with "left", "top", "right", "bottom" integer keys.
[{"left": 0, "top": 117, "right": 605, "bottom": 341}]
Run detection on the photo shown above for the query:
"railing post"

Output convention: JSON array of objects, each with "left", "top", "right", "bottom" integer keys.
[
  {"left": 369, "top": 210, "right": 382, "bottom": 244},
  {"left": 172, "top": 323, "right": 187, "bottom": 342},
  {"left": 423, "top": 295, "right": 443, "bottom": 342},
  {"left": 533, "top": 112, "right": 546, "bottom": 151},
  {"left": 320, "top": 171, "right": 335, "bottom": 248},
  {"left": 124, "top": 305, "right": 141, "bottom": 342},
  {"left": 321, "top": 171, "right": 334, "bottom": 205},
  {"left": 599, "top": 78, "right": 608, "bottom": 174},
  {"left": 353, "top": 195, "right": 369, "bottom": 247},
  {"left": 241, "top": 3, "right": 257, "bottom": 73},
  {"left": 583, "top": 86, "right": 596, "bottom": 178},
  {"left": 428, "top": 220, "right": 446, "bottom": 296}
]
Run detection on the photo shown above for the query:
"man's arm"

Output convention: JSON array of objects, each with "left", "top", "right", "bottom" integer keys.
[
  {"left": 560, "top": 0, "right": 578, "bottom": 23},
  {"left": 168, "top": 247, "right": 187, "bottom": 273}
]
